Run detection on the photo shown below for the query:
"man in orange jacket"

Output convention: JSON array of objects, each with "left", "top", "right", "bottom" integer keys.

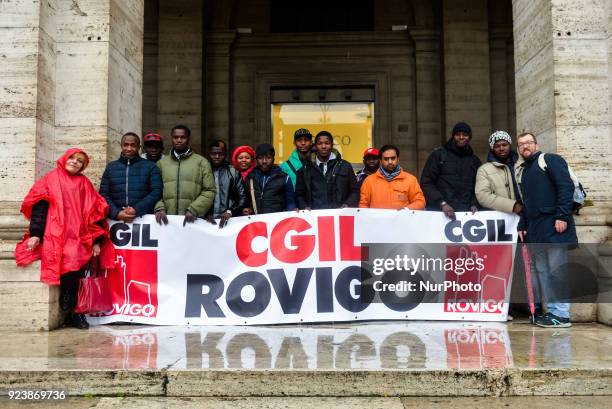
[{"left": 359, "top": 144, "right": 426, "bottom": 210}]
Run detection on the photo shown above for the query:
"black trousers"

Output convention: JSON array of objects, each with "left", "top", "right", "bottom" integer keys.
[{"left": 59, "top": 270, "right": 81, "bottom": 312}]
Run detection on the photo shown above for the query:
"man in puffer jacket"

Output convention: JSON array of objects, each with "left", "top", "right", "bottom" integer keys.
[
  {"left": 100, "top": 132, "right": 163, "bottom": 222},
  {"left": 420, "top": 122, "right": 482, "bottom": 220},
  {"left": 475, "top": 131, "right": 522, "bottom": 215},
  {"left": 154, "top": 125, "right": 216, "bottom": 226}
]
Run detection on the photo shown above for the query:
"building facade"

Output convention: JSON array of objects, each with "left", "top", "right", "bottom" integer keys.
[{"left": 0, "top": 0, "right": 610, "bottom": 329}]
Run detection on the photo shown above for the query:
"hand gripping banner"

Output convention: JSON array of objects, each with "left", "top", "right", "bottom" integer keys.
[{"left": 88, "top": 209, "right": 518, "bottom": 326}]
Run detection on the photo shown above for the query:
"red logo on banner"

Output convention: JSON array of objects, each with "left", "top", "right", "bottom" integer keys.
[
  {"left": 105, "top": 249, "right": 159, "bottom": 317},
  {"left": 445, "top": 328, "right": 512, "bottom": 369},
  {"left": 443, "top": 244, "right": 513, "bottom": 314}
]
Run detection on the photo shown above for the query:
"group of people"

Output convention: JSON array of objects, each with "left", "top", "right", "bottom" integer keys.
[{"left": 15, "top": 121, "right": 578, "bottom": 329}]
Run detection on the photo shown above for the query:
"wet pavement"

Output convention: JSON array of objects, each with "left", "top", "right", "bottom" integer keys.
[
  {"left": 0, "top": 320, "right": 609, "bottom": 371},
  {"left": 0, "top": 320, "right": 610, "bottom": 399}
]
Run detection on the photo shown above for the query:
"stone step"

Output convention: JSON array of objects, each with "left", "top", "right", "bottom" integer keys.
[
  {"left": 0, "top": 322, "right": 611, "bottom": 397},
  {"left": 2, "top": 367, "right": 611, "bottom": 397}
]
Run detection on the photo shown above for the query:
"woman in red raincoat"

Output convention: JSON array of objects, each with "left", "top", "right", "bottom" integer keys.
[{"left": 15, "top": 148, "right": 115, "bottom": 329}]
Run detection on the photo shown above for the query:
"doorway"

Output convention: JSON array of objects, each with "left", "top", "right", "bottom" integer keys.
[{"left": 272, "top": 102, "right": 374, "bottom": 167}]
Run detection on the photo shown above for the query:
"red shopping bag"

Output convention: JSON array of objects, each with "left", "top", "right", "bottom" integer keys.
[{"left": 75, "top": 257, "right": 113, "bottom": 314}]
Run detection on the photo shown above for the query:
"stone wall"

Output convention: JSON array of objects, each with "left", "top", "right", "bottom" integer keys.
[
  {"left": 156, "top": 0, "right": 203, "bottom": 153},
  {"left": 513, "top": 0, "right": 612, "bottom": 322},
  {"left": 0, "top": 0, "right": 144, "bottom": 331},
  {"left": 442, "top": 0, "right": 492, "bottom": 156}
]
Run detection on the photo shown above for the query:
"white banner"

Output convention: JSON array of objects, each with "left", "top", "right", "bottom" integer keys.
[{"left": 89, "top": 209, "right": 518, "bottom": 326}]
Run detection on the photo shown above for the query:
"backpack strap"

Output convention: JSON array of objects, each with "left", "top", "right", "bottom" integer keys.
[
  {"left": 286, "top": 159, "right": 298, "bottom": 175},
  {"left": 537, "top": 153, "right": 548, "bottom": 171},
  {"left": 435, "top": 147, "right": 448, "bottom": 166},
  {"left": 249, "top": 177, "right": 258, "bottom": 215}
]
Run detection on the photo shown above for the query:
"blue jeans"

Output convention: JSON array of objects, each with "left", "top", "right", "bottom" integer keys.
[{"left": 531, "top": 245, "right": 570, "bottom": 319}]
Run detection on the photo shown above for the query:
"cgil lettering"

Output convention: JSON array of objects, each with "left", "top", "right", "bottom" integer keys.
[
  {"left": 236, "top": 216, "right": 361, "bottom": 267},
  {"left": 444, "top": 219, "right": 513, "bottom": 243},
  {"left": 110, "top": 223, "right": 159, "bottom": 247}
]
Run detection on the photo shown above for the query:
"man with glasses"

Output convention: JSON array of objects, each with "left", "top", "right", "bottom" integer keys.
[{"left": 515, "top": 132, "right": 577, "bottom": 328}]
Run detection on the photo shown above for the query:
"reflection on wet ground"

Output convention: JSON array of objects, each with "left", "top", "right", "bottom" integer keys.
[{"left": 0, "top": 321, "right": 610, "bottom": 371}]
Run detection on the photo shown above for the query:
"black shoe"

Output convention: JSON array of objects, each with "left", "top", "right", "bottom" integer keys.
[
  {"left": 70, "top": 313, "right": 89, "bottom": 330},
  {"left": 534, "top": 312, "right": 571, "bottom": 328}
]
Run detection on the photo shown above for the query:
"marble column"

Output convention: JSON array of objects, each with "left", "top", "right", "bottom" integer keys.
[
  {"left": 442, "top": 0, "right": 492, "bottom": 157},
  {"left": 157, "top": 0, "right": 203, "bottom": 153},
  {"left": 513, "top": 0, "right": 612, "bottom": 322},
  {"left": 411, "top": 29, "right": 443, "bottom": 176},
  {"left": 205, "top": 31, "right": 236, "bottom": 150},
  {"left": 0, "top": 0, "right": 144, "bottom": 330},
  {"left": 489, "top": 27, "right": 512, "bottom": 133}
]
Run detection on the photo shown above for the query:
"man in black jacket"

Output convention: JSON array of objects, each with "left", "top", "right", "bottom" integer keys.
[
  {"left": 295, "top": 131, "right": 359, "bottom": 210},
  {"left": 244, "top": 144, "right": 296, "bottom": 214},
  {"left": 516, "top": 132, "right": 577, "bottom": 328},
  {"left": 206, "top": 139, "right": 246, "bottom": 228},
  {"left": 420, "top": 122, "right": 482, "bottom": 220},
  {"left": 100, "top": 132, "right": 163, "bottom": 223}
]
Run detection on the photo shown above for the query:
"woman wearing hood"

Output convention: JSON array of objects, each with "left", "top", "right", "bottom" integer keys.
[
  {"left": 475, "top": 131, "right": 523, "bottom": 214},
  {"left": 15, "top": 148, "right": 115, "bottom": 329}
]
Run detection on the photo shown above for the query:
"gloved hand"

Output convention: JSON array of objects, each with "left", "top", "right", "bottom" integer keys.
[
  {"left": 183, "top": 210, "right": 196, "bottom": 227},
  {"left": 219, "top": 211, "right": 232, "bottom": 228},
  {"left": 441, "top": 204, "right": 456, "bottom": 221},
  {"left": 155, "top": 209, "right": 168, "bottom": 225}
]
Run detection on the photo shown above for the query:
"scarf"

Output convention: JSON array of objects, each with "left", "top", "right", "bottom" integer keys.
[
  {"left": 231, "top": 145, "right": 256, "bottom": 182},
  {"left": 379, "top": 165, "right": 402, "bottom": 181}
]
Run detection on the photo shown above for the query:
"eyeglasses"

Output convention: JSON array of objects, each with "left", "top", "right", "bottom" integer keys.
[{"left": 517, "top": 141, "right": 536, "bottom": 148}]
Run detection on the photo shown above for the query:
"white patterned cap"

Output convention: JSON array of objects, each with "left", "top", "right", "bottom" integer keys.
[{"left": 489, "top": 131, "right": 512, "bottom": 149}]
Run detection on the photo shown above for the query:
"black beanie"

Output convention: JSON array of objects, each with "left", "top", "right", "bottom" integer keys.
[
  {"left": 451, "top": 122, "right": 472, "bottom": 138},
  {"left": 255, "top": 143, "right": 275, "bottom": 158}
]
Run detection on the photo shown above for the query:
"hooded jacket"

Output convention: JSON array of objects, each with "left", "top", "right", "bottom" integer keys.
[
  {"left": 15, "top": 148, "right": 115, "bottom": 285},
  {"left": 99, "top": 154, "right": 163, "bottom": 219},
  {"left": 280, "top": 149, "right": 311, "bottom": 189},
  {"left": 359, "top": 168, "right": 426, "bottom": 210},
  {"left": 245, "top": 166, "right": 296, "bottom": 214},
  {"left": 420, "top": 139, "right": 482, "bottom": 211},
  {"left": 154, "top": 149, "right": 216, "bottom": 217},
  {"left": 475, "top": 151, "right": 520, "bottom": 213}
]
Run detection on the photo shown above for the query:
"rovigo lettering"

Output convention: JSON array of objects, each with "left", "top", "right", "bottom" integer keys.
[
  {"left": 112, "top": 303, "right": 156, "bottom": 317},
  {"left": 444, "top": 300, "right": 504, "bottom": 314}
]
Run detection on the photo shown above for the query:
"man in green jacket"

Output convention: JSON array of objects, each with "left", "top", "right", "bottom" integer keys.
[
  {"left": 280, "top": 128, "right": 313, "bottom": 189},
  {"left": 154, "top": 125, "right": 216, "bottom": 226}
]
